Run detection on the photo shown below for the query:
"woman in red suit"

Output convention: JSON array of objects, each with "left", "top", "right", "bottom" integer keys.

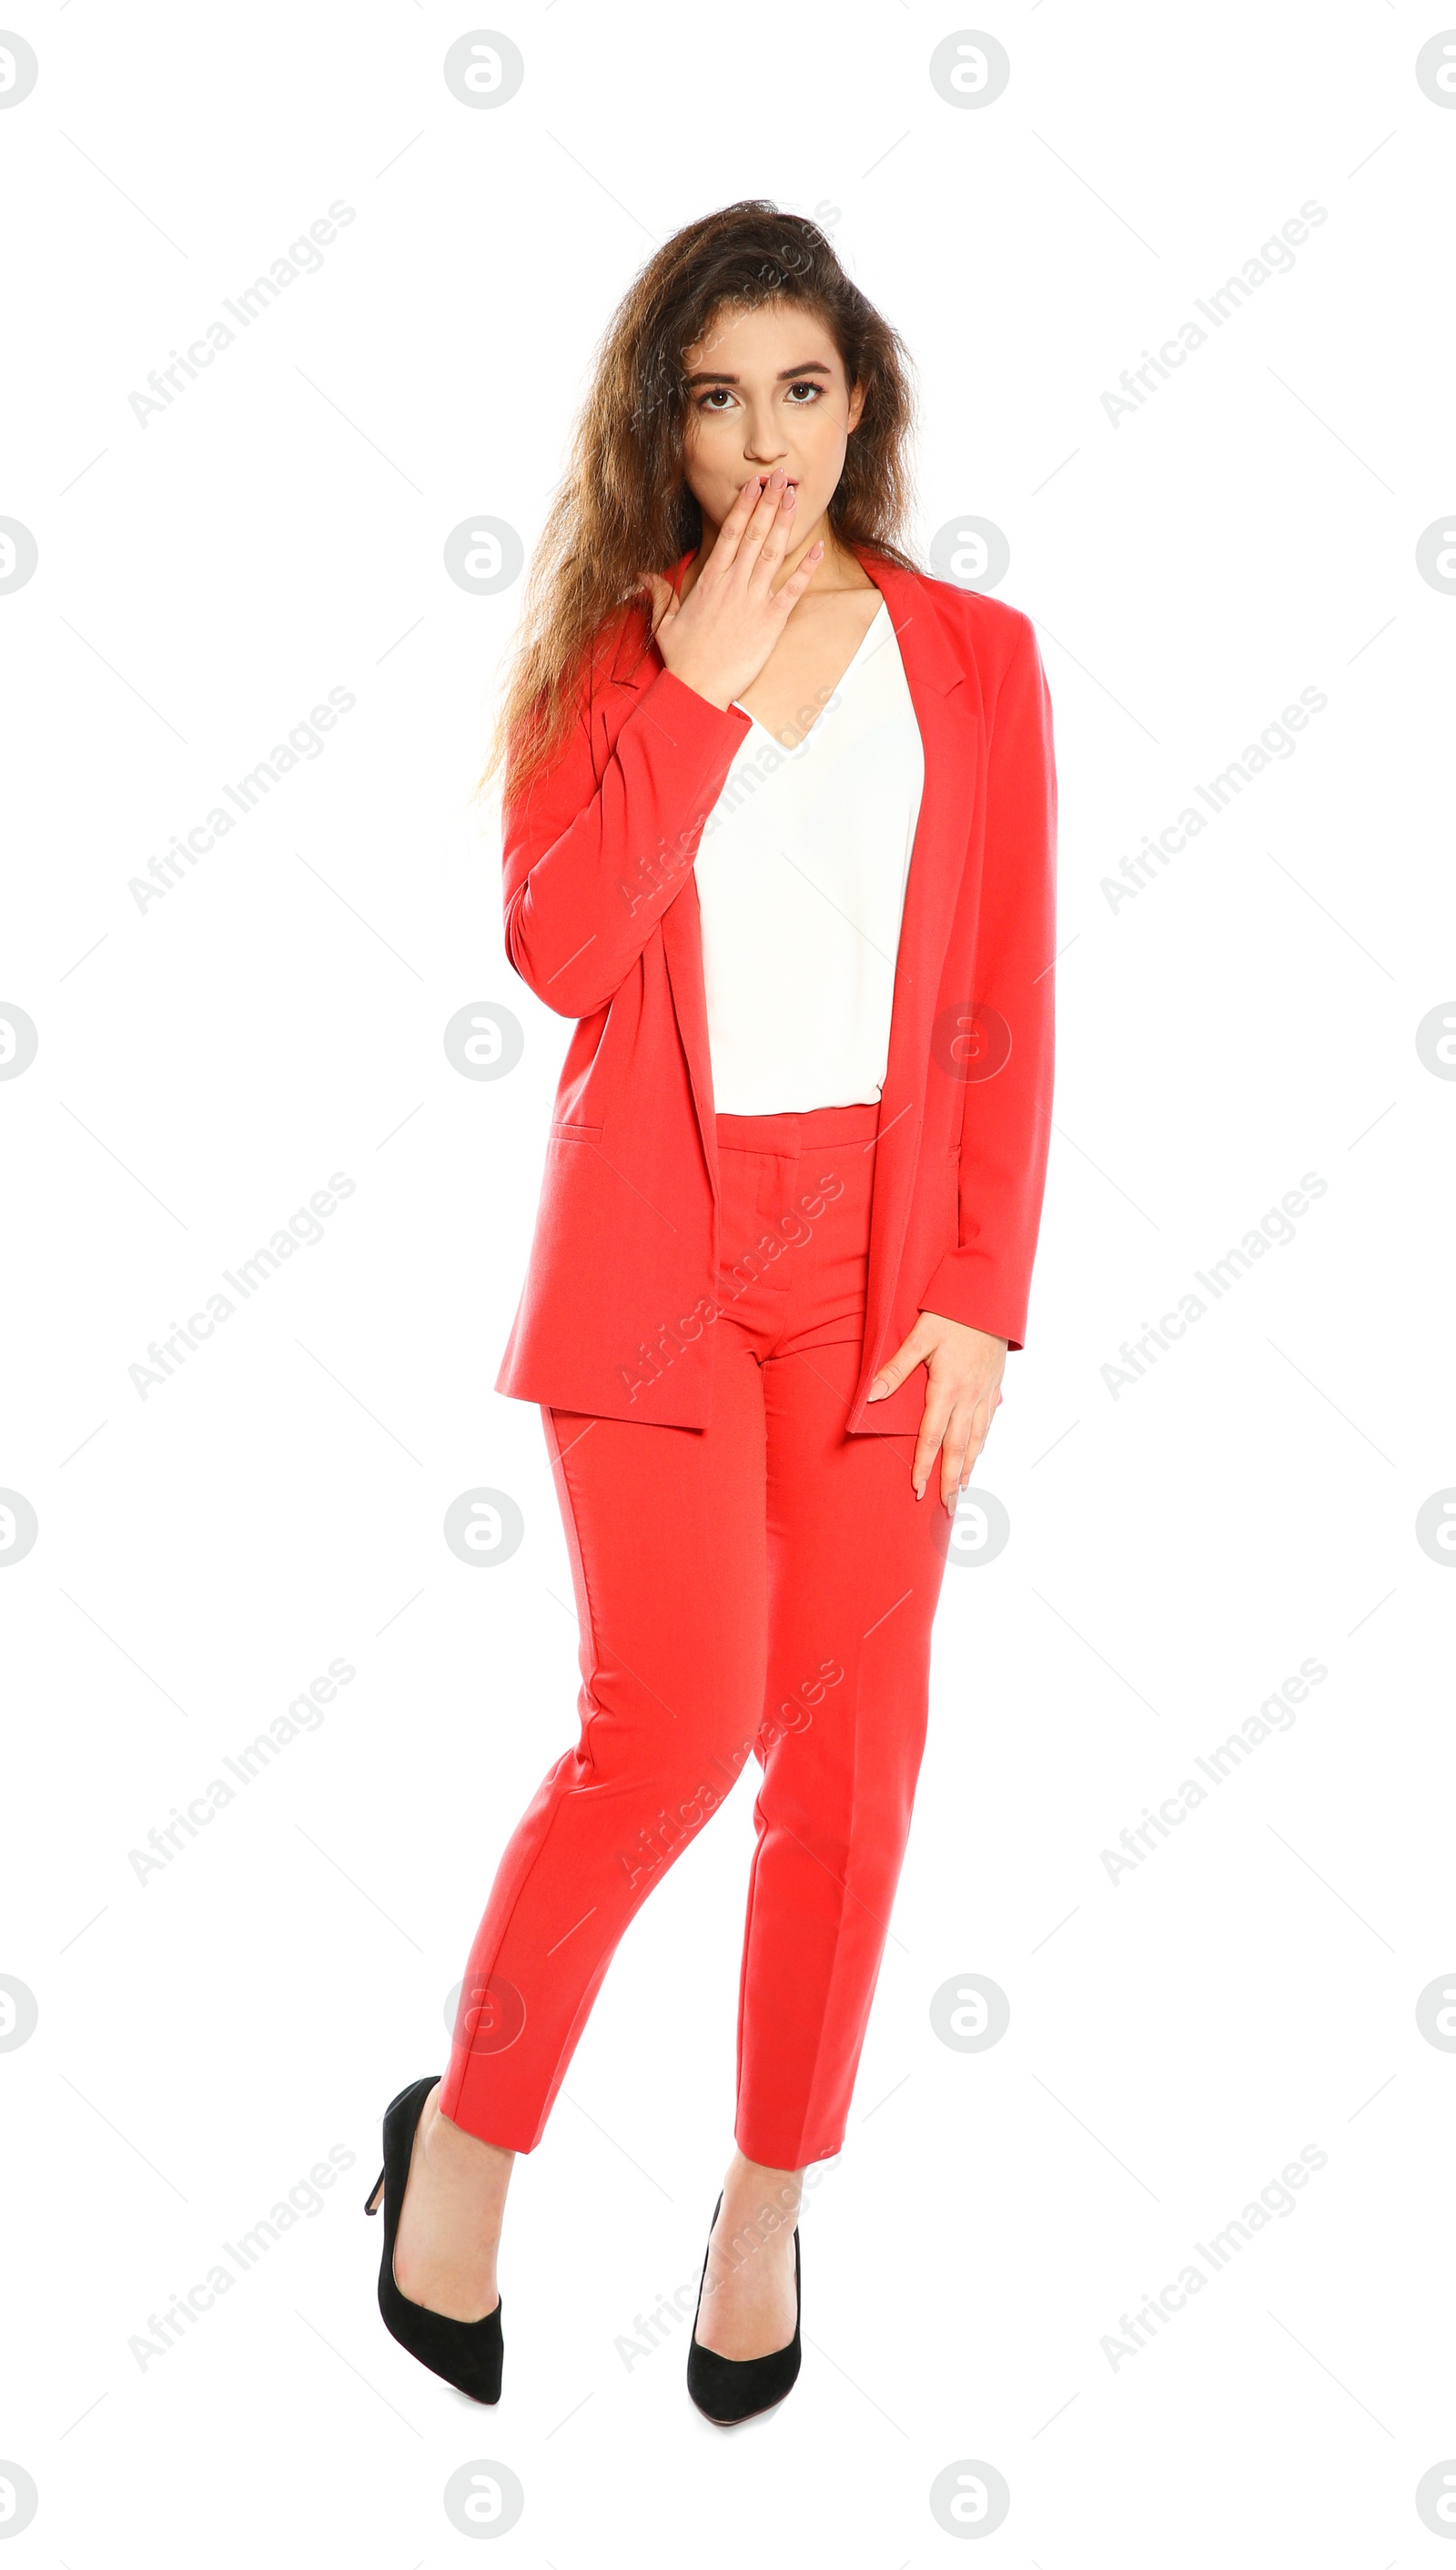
[{"left": 366, "top": 200, "right": 1057, "bottom": 2422}]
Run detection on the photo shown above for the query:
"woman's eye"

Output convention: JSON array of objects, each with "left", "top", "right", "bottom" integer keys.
[{"left": 692, "top": 381, "right": 823, "bottom": 410}]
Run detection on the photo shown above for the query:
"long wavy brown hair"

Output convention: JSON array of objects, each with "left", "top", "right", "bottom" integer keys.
[{"left": 480, "top": 199, "right": 923, "bottom": 806}]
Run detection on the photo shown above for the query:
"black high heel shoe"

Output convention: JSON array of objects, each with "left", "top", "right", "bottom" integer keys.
[
  {"left": 364, "top": 2074, "right": 503, "bottom": 2404},
  {"left": 686, "top": 2191, "right": 802, "bottom": 2424}
]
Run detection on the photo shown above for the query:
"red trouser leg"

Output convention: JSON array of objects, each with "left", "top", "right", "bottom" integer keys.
[
  {"left": 735, "top": 1336, "right": 951, "bottom": 2168},
  {"left": 440, "top": 1105, "right": 953, "bottom": 2161},
  {"left": 439, "top": 1326, "right": 774, "bottom": 2153}
]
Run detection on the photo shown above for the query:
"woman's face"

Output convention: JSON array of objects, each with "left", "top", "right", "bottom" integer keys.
[{"left": 678, "top": 299, "right": 864, "bottom": 541}]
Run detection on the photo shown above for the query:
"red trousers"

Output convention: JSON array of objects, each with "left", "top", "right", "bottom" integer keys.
[{"left": 440, "top": 1103, "right": 953, "bottom": 2170}]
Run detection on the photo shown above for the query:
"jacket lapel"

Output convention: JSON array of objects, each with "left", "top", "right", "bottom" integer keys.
[
  {"left": 848, "top": 550, "right": 982, "bottom": 1392},
  {"left": 620, "top": 547, "right": 982, "bottom": 1365}
]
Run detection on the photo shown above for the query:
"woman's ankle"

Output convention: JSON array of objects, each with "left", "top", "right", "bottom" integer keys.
[{"left": 422, "top": 2093, "right": 516, "bottom": 2181}]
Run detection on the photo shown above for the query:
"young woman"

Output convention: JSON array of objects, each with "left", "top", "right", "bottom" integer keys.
[{"left": 365, "top": 200, "right": 1057, "bottom": 2424}]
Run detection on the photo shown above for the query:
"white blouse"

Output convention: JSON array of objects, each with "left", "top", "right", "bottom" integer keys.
[{"left": 693, "top": 598, "right": 925, "bottom": 1114}]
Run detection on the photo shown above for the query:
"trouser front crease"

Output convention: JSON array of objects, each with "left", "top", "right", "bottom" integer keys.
[{"left": 440, "top": 1103, "right": 953, "bottom": 2170}]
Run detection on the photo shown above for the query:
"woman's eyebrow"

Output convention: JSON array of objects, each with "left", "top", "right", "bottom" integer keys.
[{"left": 682, "top": 360, "right": 834, "bottom": 386}]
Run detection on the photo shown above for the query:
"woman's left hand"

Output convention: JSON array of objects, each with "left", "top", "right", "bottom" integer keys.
[{"left": 866, "top": 1313, "right": 1007, "bottom": 1510}]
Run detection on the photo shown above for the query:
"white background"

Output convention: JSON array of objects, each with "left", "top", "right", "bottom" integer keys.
[{"left": 4, "top": 0, "right": 1455, "bottom": 2561}]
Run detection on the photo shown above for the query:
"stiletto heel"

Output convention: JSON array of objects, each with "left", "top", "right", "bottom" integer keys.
[
  {"left": 686, "top": 2191, "right": 802, "bottom": 2424},
  {"left": 366, "top": 2074, "right": 504, "bottom": 2403}
]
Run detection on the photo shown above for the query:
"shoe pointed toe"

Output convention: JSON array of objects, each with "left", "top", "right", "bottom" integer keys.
[
  {"left": 368, "top": 2074, "right": 505, "bottom": 2405},
  {"left": 686, "top": 2193, "right": 802, "bottom": 2425}
]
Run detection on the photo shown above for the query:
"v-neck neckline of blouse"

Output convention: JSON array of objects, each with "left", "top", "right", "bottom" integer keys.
[{"left": 731, "top": 595, "right": 889, "bottom": 745}]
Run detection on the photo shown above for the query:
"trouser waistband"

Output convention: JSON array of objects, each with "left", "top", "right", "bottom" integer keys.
[{"left": 713, "top": 1101, "right": 883, "bottom": 1153}]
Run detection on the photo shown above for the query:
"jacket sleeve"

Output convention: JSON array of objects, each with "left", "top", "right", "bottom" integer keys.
[
  {"left": 501, "top": 655, "right": 753, "bottom": 1019},
  {"left": 918, "top": 612, "right": 1057, "bottom": 1351}
]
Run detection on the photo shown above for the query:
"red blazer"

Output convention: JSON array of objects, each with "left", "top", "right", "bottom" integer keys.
[{"left": 493, "top": 544, "right": 1057, "bottom": 1438}]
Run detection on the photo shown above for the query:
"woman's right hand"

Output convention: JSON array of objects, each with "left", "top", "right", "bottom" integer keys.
[{"left": 646, "top": 470, "right": 823, "bottom": 712}]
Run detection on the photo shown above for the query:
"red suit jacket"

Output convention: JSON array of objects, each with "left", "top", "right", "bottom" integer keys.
[{"left": 493, "top": 543, "right": 1057, "bottom": 1437}]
